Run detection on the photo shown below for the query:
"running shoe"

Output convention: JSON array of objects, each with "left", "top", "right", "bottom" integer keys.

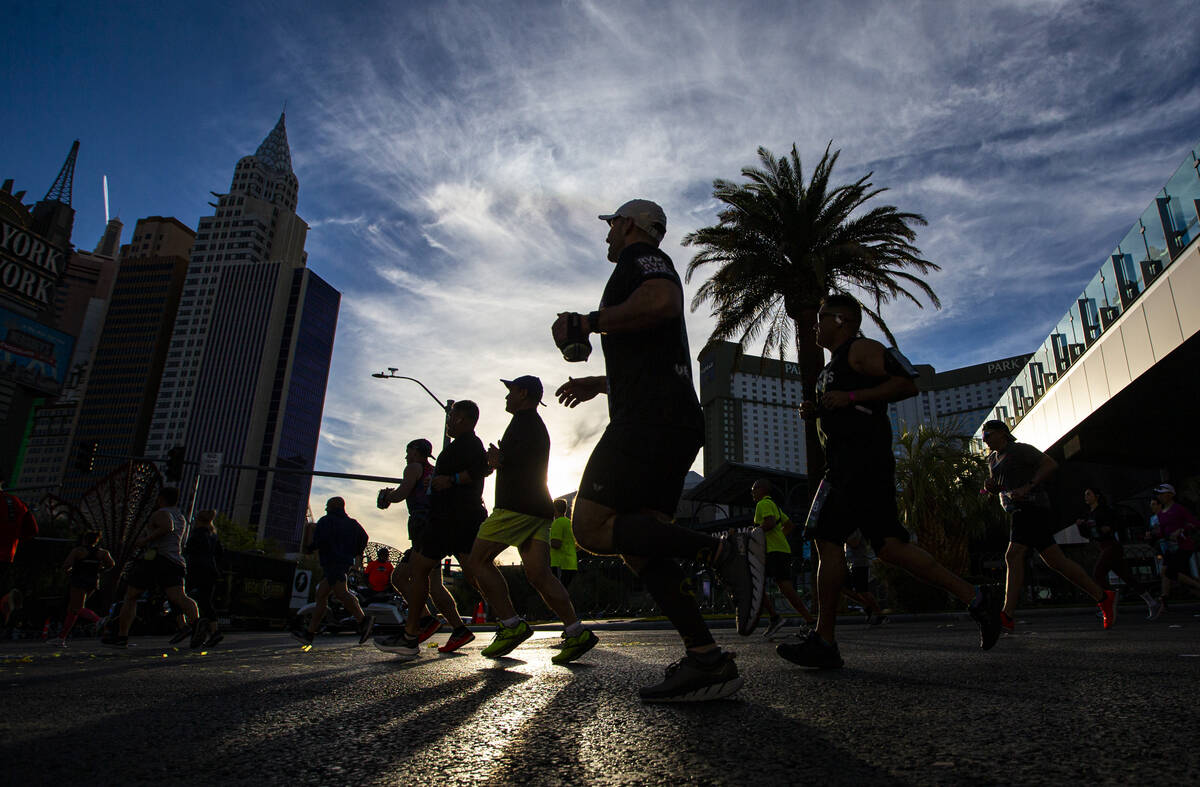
[
  {"left": 356, "top": 614, "right": 376, "bottom": 645},
  {"left": 438, "top": 627, "right": 476, "bottom": 653},
  {"left": 189, "top": 622, "right": 208, "bottom": 650},
  {"left": 776, "top": 630, "right": 844, "bottom": 669},
  {"left": 714, "top": 529, "right": 766, "bottom": 635},
  {"left": 1147, "top": 598, "right": 1164, "bottom": 621},
  {"left": 374, "top": 632, "right": 419, "bottom": 659},
  {"left": 639, "top": 651, "right": 744, "bottom": 702},
  {"left": 168, "top": 626, "right": 193, "bottom": 646},
  {"left": 968, "top": 585, "right": 1002, "bottom": 650},
  {"left": 101, "top": 634, "right": 128, "bottom": 648},
  {"left": 290, "top": 625, "right": 314, "bottom": 646},
  {"left": 481, "top": 620, "right": 533, "bottom": 658},
  {"left": 416, "top": 615, "right": 443, "bottom": 643},
  {"left": 551, "top": 629, "right": 598, "bottom": 665},
  {"left": 763, "top": 616, "right": 787, "bottom": 639},
  {"left": 867, "top": 614, "right": 891, "bottom": 626},
  {"left": 1098, "top": 589, "right": 1117, "bottom": 629},
  {"left": 205, "top": 631, "right": 224, "bottom": 648},
  {"left": 48, "top": 637, "right": 66, "bottom": 647},
  {"left": 1000, "top": 611, "right": 1015, "bottom": 633}
]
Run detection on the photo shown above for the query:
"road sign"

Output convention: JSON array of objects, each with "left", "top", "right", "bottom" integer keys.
[
  {"left": 200, "top": 451, "right": 223, "bottom": 477},
  {"left": 290, "top": 568, "right": 312, "bottom": 609}
]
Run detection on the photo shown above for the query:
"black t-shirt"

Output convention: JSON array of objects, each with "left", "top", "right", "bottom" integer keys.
[
  {"left": 1079, "top": 505, "right": 1118, "bottom": 542},
  {"left": 494, "top": 408, "right": 555, "bottom": 519},
  {"left": 815, "top": 338, "right": 907, "bottom": 478},
  {"left": 431, "top": 433, "right": 491, "bottom": 528},
  {"left": 599, "top": 242, "right": 703, "bottom": 434},
  {"left": 987, "top": 441, "right": 1052, "bottom": 511}
]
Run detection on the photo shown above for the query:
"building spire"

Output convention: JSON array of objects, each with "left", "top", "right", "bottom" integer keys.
[
  {"left": 44, "top": 139, "right": 80, "bottom": 206},
  {"left": 254, "top": 113, "right": 293, "bottom": 175}
]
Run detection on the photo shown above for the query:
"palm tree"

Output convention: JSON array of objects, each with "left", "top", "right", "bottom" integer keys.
[
  {"left": 893, "top": 423, "right": 1002, "bottom": 576},
  {"left": 683, "top": 142, "right": 941, "bottom": 482}
]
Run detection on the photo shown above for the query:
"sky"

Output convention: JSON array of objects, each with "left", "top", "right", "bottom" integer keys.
[{"left": 4, "top": 0, "right": 1199, "bottom": 552}]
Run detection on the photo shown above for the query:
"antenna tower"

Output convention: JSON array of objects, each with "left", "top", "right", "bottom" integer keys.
[{"left": 44, "top": 140, "right": 80, "bottom": 206}]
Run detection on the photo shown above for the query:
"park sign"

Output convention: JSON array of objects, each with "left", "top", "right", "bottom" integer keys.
[
  {"left": 0, "top": 305, "right": 74, "bottom": 394},
  {"left": 0, "top": 217, "right": 67, "bottom": 310}
]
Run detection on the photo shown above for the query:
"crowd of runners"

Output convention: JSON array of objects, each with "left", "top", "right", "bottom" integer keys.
[{"left": 2, "top": 198, "right": 1198, "bottom": 703}]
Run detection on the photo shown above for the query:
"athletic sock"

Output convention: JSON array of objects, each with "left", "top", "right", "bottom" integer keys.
[
  {"left": 689, "top": 647, "right": 724, "bottom": 665},
  {"left": 61, "top": 612, "right": 79, "bottom": 638},
  {"left": 562, "top": 621, "right": 584, "bottom": 637},
  {"left": 635, "top": 557, "right": 714, "bottom": 650},
  {"left": 611, "top": 512, "right": 720, "bottom": 563},
  {"left": 500, "top": 616, "right": 521, "bottom": 628}
]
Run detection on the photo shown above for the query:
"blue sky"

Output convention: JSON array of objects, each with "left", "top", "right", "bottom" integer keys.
[{"left": 5, "top": 1, "right": 1199, "bottom": 548}]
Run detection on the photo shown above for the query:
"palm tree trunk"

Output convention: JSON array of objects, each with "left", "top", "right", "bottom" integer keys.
[{"left": 789, "top": 303, "right": 826, "bottom": 493}]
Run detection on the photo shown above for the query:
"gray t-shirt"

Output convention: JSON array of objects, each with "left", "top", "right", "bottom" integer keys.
[
  {"left": 987, "top": 442, "right": 1051, "bottom": 511},
  {"left": 149, "top": 506, "right": 187, "bottom": 567}
]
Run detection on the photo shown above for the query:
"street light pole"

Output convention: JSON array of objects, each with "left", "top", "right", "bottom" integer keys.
[{"left": 371, "top": 368, "right": 455, "bottom": 451}]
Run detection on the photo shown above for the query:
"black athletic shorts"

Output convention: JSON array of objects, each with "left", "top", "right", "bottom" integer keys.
[
  {"left": 847, "top": 565, "right": 871, "bottom": 593},
  {"left": 1009, "top": 507, "right": 1058, "bottom": 551},
  {"left": 578, "top": 424, "right": 702, "bottom": 515},
  {"left": 805, "top": 473, "right": 909, "bottom": 554},
  {"left": 765, "top": 551, "right": 792, "bottom": 582},
  {"left": 127, "top": 555, "right": 186, "bottom": 591},
  {"left": 416, "top": 515, "right": 480, "bottom": 562}
]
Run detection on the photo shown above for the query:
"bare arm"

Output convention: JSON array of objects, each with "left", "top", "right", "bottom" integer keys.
[
  {"left": 828, "top": 339, "right": 919, "bottom": 404},
  {"left": 136, "top": 510, "right": 173, "bottom": 548},
  {"left": 555, "top": 376, "right": 607, "bottom": 408},
  {"left": 386, "top": 462, "right": 424, "bottom": 504},
  {"left": 591, "top": 279, "right": 681, "bottom": 334},
  {"left": 62, "top": 547, "right": 83, "bottom": 572}
]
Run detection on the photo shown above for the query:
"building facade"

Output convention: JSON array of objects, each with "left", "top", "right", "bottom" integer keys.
[
  {"left": 144, "top": 114, "right": 339, "bottom": 549},
  {"left": 888, "top": 354, "right": 1030, "bottom": 436}
]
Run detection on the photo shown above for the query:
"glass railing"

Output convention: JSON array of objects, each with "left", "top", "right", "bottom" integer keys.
[{"left": 982, "top": 141, "right": 1200, "bottom": 434}]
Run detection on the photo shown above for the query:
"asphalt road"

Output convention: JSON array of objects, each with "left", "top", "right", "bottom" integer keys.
[{"left": 2, "top": 605, "right": 1197, "bottom": 786}]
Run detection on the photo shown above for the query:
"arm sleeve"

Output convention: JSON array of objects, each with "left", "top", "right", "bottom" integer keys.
[{"left": 628, "top": 251, "right": 682, "bottom": 287}]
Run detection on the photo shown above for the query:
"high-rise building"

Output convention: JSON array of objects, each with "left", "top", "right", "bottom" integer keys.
[
  {"left": 0, "top": 142, "right": 78, "bottom": 484},
  {"left": 697, "top": 341, "right": 808, "bottom": 476},
  {"left": 888, "top": 354, "right": 1030, "bottom": 436},
  {"left": 145, "top": 114, "right": 339, "bottom": 549}
]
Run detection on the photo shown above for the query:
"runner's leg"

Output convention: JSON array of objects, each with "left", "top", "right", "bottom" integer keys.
[
  {"left": 465, "top": 539, "right": 517, "bottom": 622},
  {"left": 519, "top": 538, "right": 579, "bottom": 627},
  {"left": 1003, "top": 542, "right": 1027, "bottom": 616}
]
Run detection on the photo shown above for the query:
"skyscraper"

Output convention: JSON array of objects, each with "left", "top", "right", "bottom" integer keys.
[{"left": 145, "top": 114, "right": 339, "bottom": 549}]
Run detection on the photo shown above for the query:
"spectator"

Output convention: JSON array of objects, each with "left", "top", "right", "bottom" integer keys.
[
  {"left": 185, "top": 510, "right": 225, "bottom": 647},
  {"left": 365, "top": 548, "right": 394, "bottom": 594}
]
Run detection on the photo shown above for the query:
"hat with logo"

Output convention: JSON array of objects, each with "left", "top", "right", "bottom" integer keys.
[
  {"left": 1153, "top": 483, "right": 1176, "bottom": 495},
  {"left": 501, "top": 375, "right": 544, "bottom": 405},
  {"left": 598, "top": 199, "right": 667, "bottom": 241}
]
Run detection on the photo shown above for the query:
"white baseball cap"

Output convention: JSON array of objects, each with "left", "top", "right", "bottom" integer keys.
[{"left": 598, "top": 199, "right": 666, "bottom": 241}]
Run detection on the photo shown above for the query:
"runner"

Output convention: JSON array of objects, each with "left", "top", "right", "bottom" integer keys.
[
  {"left": 844, "top": 530, "right": 889, "bottom": 625},
  {"left": 553, "top": 198, "right": 764, "bottom": 701},
  {"left": 1147, "top": 483, "right": 1200, "bottom": 616},
  {"left": 779, "top": 294, "right": 1002, "bottom": 670},
  {"left": 462, "top": 376, "right": 598, "bottom": 664},
  {"left": 980, "top": 420, "right": 1116, "bottom": 630},
  {"left": 750, "top": 480, "right": 816, "bottom": 639},
  {"left": 0, "top": 484, "right": 38, "bottom": 629},
  {"left": 377, "top": 402, "right": 490, "bottom": 660},
  {"left": 51, "top": 530, "right": 114, "bottom": 646},
  {"left": 550, "top": 499, "right": 578, "bottom": 589},
  {"left": 377, "top": 439, "right": 472, "bottom": 650},
  {"left": 103, "top": 487, "right": 205, "bottom": 649},
  {"left": 291, "top": 497, "right": 374, "bottom": 646},
  {"left": 1074, "top": 487, "right": 1160, "bottom": 620}
]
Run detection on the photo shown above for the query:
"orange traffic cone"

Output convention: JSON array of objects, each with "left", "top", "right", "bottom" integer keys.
[{"left": 472, "top": 601, "right": 487, "bottom": 624}]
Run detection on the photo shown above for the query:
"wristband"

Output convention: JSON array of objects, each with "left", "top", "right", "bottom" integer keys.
[{"left": 587, "top": 310, "right": 601, "bottom": 334}]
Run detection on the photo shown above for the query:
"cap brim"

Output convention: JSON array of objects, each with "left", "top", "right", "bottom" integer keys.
[{"left": 598, "top": 213, "right": 618, "bottom": 221}]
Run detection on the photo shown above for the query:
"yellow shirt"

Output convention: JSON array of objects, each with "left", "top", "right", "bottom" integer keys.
[
  {"left": 549, "top": 516, "right": 577, "bottom": 570},
  {"left": 754, "top": 496, "right": 791, "bottom": 554}
]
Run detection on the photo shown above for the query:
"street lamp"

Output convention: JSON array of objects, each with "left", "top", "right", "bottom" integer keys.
[{"left": 371, "top": 369, "right": 454, "bottom": 450}]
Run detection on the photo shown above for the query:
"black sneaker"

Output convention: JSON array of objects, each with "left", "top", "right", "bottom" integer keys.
[
  {"left": 168, "top": 626, "right": 192, "bottom": 646},
  {"left": 713, "top": 529, "right": 766, "bottom": 635},
  {"left": 967, "top": 585, "right": 1002, "bottom": 650},
  {"left": 101, "top": 634, "right": 128, "bottom": 649},
  {"left": 356, "top": 614, "right": 376, "bottom": 645},
  {"left": 374, "top": 631, "right": 419, "bottom": 660},
  {"left": 290, "top": 626, "right": 314, "bottom": 646},
  {"left": 639, "top": 651, "right": 744, "bottom": 702},
  {"left": 205, "top": 631, "right": 224, "bottom": 648},
  {"left": 776, "top": 630, "right": 843, "bottom": 669},
  {"left": 189, "top": 621, "right": 208, "bottom": 650}
]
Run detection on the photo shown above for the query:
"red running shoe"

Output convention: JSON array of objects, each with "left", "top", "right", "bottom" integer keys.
[
  {"left": 1098, "top": 590, "right": 1117, "bottom": 629},
  {"left": 438, "top": 627, "right": 476, "bottom": 653},
  {"left": 416, "top": 616, "right": 443, "bottom": 644},
  {"left": 1000, "top": 611, "right": 1015, "bottom": 633}
]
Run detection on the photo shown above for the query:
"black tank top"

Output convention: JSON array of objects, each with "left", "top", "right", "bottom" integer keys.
[
  {"left": 73, "top": 545, "right": 102, "bottom": 585},
  {"left": 815, "top": 337, "right": 894, "bottom": 476}
]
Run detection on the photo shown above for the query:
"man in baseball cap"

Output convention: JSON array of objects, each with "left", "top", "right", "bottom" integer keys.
[
  {"left": 501, "top": 375, "right": 544, "bottom": 405},
  {"left": 598, "top": 199, "right": 667, "bottom": 243},
  {"left": 1153, "top": 483, "right": 1176, "bottom": 496}
]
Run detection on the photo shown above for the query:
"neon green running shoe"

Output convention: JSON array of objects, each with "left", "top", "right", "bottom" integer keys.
[
  {"left": 551, "top": 629, "right": 598, "bottom": 665},
  {"left": 481, "top": 620, "right": 533, "bottom": 658}
]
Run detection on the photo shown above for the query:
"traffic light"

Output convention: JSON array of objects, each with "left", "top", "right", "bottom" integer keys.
[
  {"left": 165, "top": 446, "right": 186, "bottom": 482},
  {"left": 443, "top": 558, "right": 452, "bottom": 577},
  {"left": 75, "top": 441, "right": 98, "bottom": 473}
]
